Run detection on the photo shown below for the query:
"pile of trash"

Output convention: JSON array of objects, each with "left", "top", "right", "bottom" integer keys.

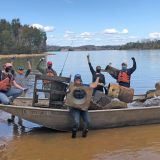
[
  {"left": 89, "top": 91, "right": 127, "bottom": 110},
  {"left": 129, "top": 81, "right": 160, "bottom": 108},
  {"left": 90, "top": 81, "right": 160, "bottom": 110},
  {"left": 128, "top": 96, "right": 160, "bottom": 108}
]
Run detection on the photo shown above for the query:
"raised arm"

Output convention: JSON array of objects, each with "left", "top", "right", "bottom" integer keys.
[
  {"left": 25, "top": 59, "right": 32, "bottom": 77},
  {"left": 87, "top": 54, "right": 95, "bottom": 75},
  {"left": 128, "top": 57, "right": 137, "bottom": 75},
  {"left": 36, "top": 58, "right": 46, "bottom": 74}
]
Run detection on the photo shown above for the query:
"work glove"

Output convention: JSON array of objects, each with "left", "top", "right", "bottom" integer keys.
[
  {"left": 22, "top": 88, "right": 28, "bottom": 92},
  {"left": 40, "top": 58, "right": 45, "bottom": 62}
]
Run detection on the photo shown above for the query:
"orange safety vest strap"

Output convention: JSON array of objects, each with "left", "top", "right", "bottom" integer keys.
[{"left": 118, "top": 71, "right": 130, "bottom": 83}]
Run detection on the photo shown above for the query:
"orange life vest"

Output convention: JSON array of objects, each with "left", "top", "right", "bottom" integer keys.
[
  {"left": 118, "top": 71, "right": 130, "bottom": 83},
  {"left": 0, "top": 71, "right": 12, "bottom": 91},
  {"left": 0, "top": 77, "right": 11, "bottom": 91},
  {"left": 43, "top": 70, "right": 55, "bottom": 84}
]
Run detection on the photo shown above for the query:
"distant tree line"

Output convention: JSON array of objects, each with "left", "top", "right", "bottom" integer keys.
[
  {"left": 47, "top": 40, "right": 160, "bottom": 51},
  {"left": 0, "top": 18, "right": 47, "bottom": 54},
  {"left": 119, "top": 40, "right": 160, "bottom": 50},
  {"left": 47, "top": 45, "right": 120, "bottom": 51}
]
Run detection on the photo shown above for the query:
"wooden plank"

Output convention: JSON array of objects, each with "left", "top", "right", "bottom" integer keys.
[{"left": 35, "top": 74, "right": 71, "bottom": 83}]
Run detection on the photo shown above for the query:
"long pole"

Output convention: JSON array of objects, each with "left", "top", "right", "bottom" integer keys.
[{"left": 59, "top": 40, "right": 73, "bottom": 76}]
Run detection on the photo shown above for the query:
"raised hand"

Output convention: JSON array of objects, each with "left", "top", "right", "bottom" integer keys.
[
  {"left": 131, "top": 57, "right": 135, "bottom": 61},
  {"left": 87, "top": 54, "right": 90, "bottom": 62},
  {"left": 40, "top": 58, "right": 45, "bottom": 62}
]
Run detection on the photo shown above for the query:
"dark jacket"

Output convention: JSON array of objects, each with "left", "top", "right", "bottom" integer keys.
[
  {"left": 111, "top": 58, "right": 136, "bottom": 88},
  {"left": 88, "top": 62, "right": 105, "bottom": 92}
]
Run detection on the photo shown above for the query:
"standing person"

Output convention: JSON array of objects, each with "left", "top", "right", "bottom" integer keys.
[
  {"left": 111, "top": 57, "right": 137, "bottom": 88},
  {"left": 70, "top": 74, "right": 90, "bottom": 138},
  {"left": 11, "top": 58, "right": 32, "bottom": 96},
  {"left": 87, "top": 54, "right": 106, "bottom": 94},
  {"left": 37, "top": 58, "right": 57, "bottom": 98}
]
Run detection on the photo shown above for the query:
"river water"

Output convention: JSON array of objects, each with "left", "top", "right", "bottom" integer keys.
[{"left": 1, "top": 50, "right": 160, "bottom": 160}]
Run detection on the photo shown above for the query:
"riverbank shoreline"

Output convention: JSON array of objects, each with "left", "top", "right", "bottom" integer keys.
[{"left": 0, "top": 53, "right": 48, "bottom": 59}]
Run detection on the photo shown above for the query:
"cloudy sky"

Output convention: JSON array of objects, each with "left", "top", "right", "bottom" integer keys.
[{"left": 1, "top": 0, "right": 160, "bottom": 46}]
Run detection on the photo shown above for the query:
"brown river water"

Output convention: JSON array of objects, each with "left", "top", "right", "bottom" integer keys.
[{"left": 1, "top": 110, "right": 160, "bottom": 160}]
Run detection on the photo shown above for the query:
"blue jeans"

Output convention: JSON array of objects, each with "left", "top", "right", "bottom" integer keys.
[
  {"left": 0, "top": 88, "right": 23, "bottom": 105},
  {"left": 70, "top": 108, "right": 90, "bottom": 131}
]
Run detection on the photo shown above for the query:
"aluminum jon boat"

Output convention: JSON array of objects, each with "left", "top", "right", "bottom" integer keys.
[{"left": 0, "top": 95, "right": 160, "bottom": 131}]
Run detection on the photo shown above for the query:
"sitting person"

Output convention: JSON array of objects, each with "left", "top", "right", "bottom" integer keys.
[
  {"left": 0, "top": 63, "right": 27, "bottom": 122},
  {"left": 69, "top": 74, "right": 90, "bottom": 138}
]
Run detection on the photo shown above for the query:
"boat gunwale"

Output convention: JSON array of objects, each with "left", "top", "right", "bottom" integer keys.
[
  {"left": 0, "top": 104, "right": 160, "bottom": 113},
  {"left": 0, "top": 94, "right": 150, "bottom": 113}
]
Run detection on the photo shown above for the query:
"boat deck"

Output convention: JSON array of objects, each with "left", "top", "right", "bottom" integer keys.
[{"left": 14, "top": 98, "right": 68, "bottom": 109}]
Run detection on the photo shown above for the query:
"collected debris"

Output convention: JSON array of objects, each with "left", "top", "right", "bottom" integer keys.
[
  {"left": 104, "top": 98, "right": 127, "bottom": 109},
  {"left": 89, "top": 91, "right": 127, "bottom": 110},
  {"left": 108, "top": 83, "right": 134, "bottom": 103}
]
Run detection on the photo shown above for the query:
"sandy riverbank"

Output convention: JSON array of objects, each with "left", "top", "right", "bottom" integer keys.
[{"left": 0, "top": 53, "right": 48, "bottom": 59}]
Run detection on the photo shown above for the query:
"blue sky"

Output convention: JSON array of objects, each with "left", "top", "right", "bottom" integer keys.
[{"left": 1, "top": 0, "right": 160, "bottom": 46}]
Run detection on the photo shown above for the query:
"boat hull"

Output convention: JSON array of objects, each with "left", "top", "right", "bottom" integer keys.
[{"left": 1, "top": 104, "right": 160, "bottom": 131}]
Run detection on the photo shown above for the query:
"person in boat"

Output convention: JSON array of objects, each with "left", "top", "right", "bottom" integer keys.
[
  {"left": 0, "top": 63, "right": 27, "bottom": 105},
  {"left": 0, "top": 63, "right": 27, "bottom": 122},
  {"left": 111, "top": 57, "right": 136, "bottom": 88},
  {"left": 11, "top": 57, "right": 32, "bottom": 96},
  {"left": 70, "top": 74, "right": 90, "bottom": 138},
  {"left": 87, "top": 54, "right": 106, "bottom": 94},
  {"left": 37, "top": 58, "right": 57, "bottom": 98}
]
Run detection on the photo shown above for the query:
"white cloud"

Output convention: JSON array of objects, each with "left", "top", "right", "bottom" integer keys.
[
  {"left": 121, "top": 28, "right": 128, "bottom": 34},
  {"left": 31, "top": 24, "right": 54, "bottom": 32},
  {"left": 103, "top": 28, "right": 118, "bottom": 34},
  {"left": 103, "top": 28, "right": 129, "bottom": 34},
  {"left": 79, "top": 32, "right": 93, "bottom": 40},
  {"left": 149, "top": 32, "right": 160, "bottom": 39}
]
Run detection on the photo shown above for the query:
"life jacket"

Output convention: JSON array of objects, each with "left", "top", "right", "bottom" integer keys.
[
  {"left": 43, "top": 69, "right": 55, "bottom": 84},
  {"left": 0, "top": 71, "right": 12, "bottom": 91},
  {"left": 118, "top": 71, "right": 130, "bottom": 83}
]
